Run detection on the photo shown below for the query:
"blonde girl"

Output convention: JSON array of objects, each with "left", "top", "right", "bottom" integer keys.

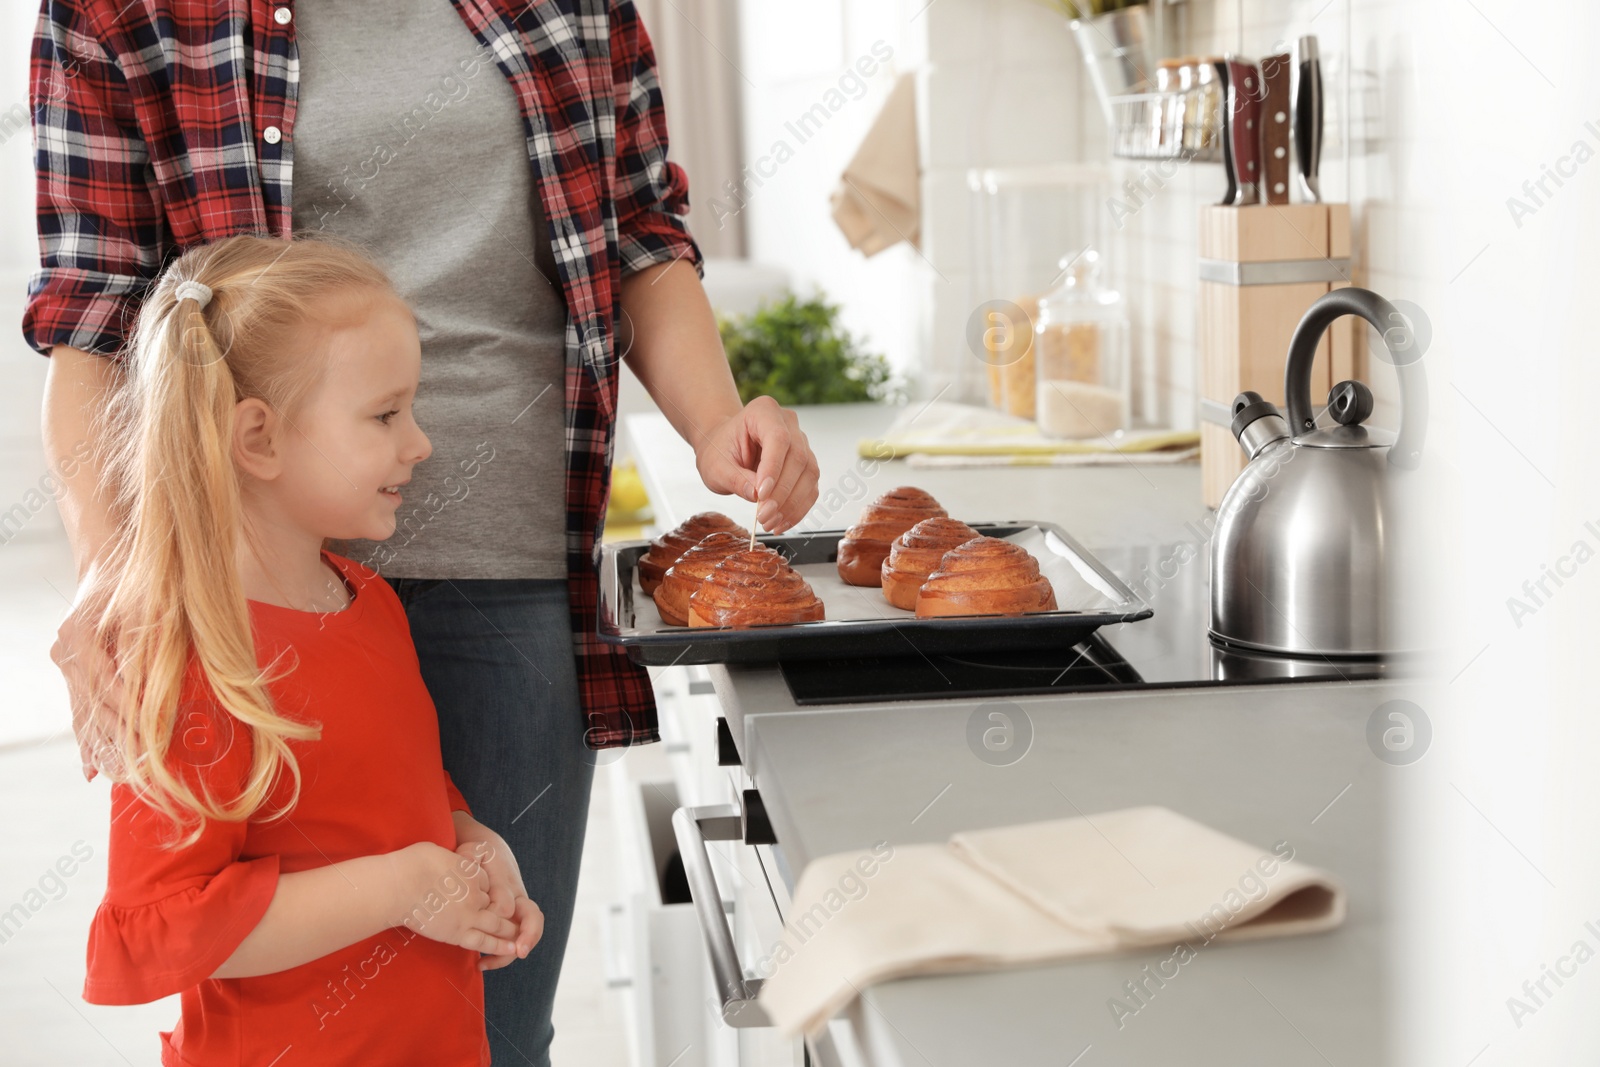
[{"left": 76, "top": 233, "right": 540, "bottom": 1067}]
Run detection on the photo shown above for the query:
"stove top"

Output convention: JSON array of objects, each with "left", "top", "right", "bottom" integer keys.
[{"left": 778, "top": 543, "right": 1392, "bottom": 706}]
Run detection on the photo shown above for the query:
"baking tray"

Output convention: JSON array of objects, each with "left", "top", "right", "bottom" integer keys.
[{"left": 598, "top": 521, "right": 1153, "bottom": 666}]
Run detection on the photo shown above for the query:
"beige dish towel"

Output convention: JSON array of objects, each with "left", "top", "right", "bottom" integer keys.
[
  {"left": 830, "top": 71, "right": 919, "bottom": 256},
  {"left": 861, "top": 400, "right": 1201, "bottom": 459},
  {"left": 757, "top": 806, "right": 1344, "bottom": 1037}
]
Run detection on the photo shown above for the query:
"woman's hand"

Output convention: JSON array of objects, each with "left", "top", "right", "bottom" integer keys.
[
  {"left": 453, "top": 814, "right": 544, "bottom": 970},
  {"left": 49, "top": 560, "right": 124, "bottom": 783},
  {"left": 693, "top": 397, "right": 820, "bottom": 534},
  {"left": 396, "top": 841, "right": 525, "bottom": 959}
]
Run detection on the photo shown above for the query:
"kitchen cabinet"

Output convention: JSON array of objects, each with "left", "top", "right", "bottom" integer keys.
[{"left": 608, "top": 663, "right": 804, "bottom": 1067}]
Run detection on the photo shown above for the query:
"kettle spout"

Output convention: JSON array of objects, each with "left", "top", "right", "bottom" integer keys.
[{"left": 1230, "top": 391, "right": 1291, "bottom": 460}]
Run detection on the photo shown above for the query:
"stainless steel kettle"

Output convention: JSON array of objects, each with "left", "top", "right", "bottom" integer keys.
[{"left": 1210, "top": 287, "right": 1426, "bottom": 659}]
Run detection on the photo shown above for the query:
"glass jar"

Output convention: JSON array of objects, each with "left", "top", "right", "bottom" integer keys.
[{"left": 1033, "top": 249, "right": 1131, "bottom": 440}]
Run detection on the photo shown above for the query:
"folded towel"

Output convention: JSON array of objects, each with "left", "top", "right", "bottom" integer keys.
[
  {"left": 757, "top": 806, "right": 1344, "bottom": 1037},
  {"left": 903, "top": 446, "right": 1200, "bottom": 469},
  {"left": 862, "top": 400, "right": 1200, "bottom": 459},
  {"left": 830, "top": 71, "right": 919, "bottom": 257}
]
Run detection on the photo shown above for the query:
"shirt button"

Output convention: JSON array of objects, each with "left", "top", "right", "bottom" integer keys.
[
  {"left": 274, "top": 6, "right": 292, "bottom": 24},
  {"left": 263, "top": 125, "right": 282, "bottom": 145}
]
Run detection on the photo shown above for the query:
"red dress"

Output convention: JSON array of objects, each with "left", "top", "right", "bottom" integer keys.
[{"left": 83, "top": 551, "right": 491, "bottom": 1067}]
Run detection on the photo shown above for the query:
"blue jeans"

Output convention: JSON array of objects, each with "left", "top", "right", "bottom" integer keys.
[{"left": 383, "top": 576, "right": 595, "bottom": 1067}]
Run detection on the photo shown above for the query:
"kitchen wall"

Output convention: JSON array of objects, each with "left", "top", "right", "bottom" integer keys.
[
  {"left": 733, "top": 0, "right": 1412, "bottom": 429},
  {"left": 731, "top": 0, "right": 1108, "bottom": 406},
  {"left": 729, "top": 1, "right": 926, "bottom": 385}
]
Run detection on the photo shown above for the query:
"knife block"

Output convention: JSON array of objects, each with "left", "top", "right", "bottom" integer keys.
[{"left": 1197, "top": 203, "right": 1357, "bottom": 508}]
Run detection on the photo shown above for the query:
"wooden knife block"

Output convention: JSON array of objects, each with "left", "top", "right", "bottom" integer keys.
[{"left": 1198, "top": 203, "right": 1359, "bottom": 508}]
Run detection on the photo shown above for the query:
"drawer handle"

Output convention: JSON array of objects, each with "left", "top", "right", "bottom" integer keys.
[
  {"left": 670, "top": 804, "right": 772, "bottom": 1028},
  {"left": 599, "top": 902, "right": 631, "bottom": 989}
]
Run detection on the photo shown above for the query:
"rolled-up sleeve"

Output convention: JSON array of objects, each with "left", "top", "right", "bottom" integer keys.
[
  {"left": 82, "top": 701, "right": 279, "bottom": 1006},
  {"left": 23, "top": 0, "right": 164, "bottom": 362},
  {"left": 609, "top": 0, "right": 704, "bottom": 281}
]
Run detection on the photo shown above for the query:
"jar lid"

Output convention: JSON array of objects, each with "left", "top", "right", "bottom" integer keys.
[{"left": 1038, "top": 248, "right": 1121, "bottom": 317}]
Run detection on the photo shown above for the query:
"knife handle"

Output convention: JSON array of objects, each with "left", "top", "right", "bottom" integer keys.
[
  {"left": 1225, "top": 57, "right": 1262, "bottom": 205},
  {"left": 1215, "top": 60, "right": 1238, "bottom": 206},
  {"left": 1292, "top": 36, "right": 1323, "bottom": 202},
  {"left": 1261, "top": 53, "right": 1292, "bottom": 204}
]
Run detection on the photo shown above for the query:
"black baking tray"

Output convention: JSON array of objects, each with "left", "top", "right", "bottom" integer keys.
[{"left": 598, "top": 521, "right": 1153, "bottom": 666}]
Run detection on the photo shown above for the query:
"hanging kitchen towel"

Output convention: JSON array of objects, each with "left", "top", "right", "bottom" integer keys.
[
  {"left": 830, "top": 71, "right": 920, "bottom": 256},
  {"left": 756, "top": 806, "right": 1344, "bottom": 1037}
]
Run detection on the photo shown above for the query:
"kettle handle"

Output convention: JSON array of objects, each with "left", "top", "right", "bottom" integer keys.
[{"left": 1284, "top": 287, "right": 1427, "bottom": 469}]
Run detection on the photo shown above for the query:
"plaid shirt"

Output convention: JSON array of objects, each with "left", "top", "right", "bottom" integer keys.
[{"left": 24, "top": 0, "right": 705, "bottom": 749}]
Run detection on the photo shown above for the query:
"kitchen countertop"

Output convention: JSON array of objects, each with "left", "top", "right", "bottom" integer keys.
[
  {"left": 744, "top": 681, "right": 1402, "bottom": 1067},
  {"left": 626, "top": 403, "right": 1211, "bottom": 549},
  {"left": 625, "top": 403, "right": 1394, "bottom": 1065}
]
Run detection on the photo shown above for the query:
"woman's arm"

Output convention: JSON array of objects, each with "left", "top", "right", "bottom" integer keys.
[
  {"left": 45, "top": 344, "right": 129, "bottom": 781},
  {"left": 32, "top": 0, "right": 166, "bottom": 781},
  {"left": 43, "top": 344, "right": 119, "bottom": 577},
  {"left": 620, "top": 261, "right": 821, "bottom": 532},
  {"left": 606, "top": 3, "right": 819, "bottom": 531}
]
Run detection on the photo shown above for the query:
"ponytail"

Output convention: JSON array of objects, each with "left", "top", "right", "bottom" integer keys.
[{"left": 88, "top": 234, "right": 395, "bottom": 848}]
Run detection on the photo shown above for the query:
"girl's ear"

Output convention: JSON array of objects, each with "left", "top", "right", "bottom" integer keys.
[{"left": 233, "top": 398, "right": 282, "bottom": 482}]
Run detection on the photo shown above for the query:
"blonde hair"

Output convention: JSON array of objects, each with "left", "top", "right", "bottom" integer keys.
[{"left": 87, "top": 233, "right": 399, "bottom": 848}]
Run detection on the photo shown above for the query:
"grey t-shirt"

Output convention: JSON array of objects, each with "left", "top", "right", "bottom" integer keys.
[{"left": 290, "top": 0, "right": 569, "bottom": 579}]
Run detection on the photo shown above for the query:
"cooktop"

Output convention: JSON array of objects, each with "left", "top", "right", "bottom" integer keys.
[{"left": 778, "top": 543, "right": 1392, "bottom": 705}]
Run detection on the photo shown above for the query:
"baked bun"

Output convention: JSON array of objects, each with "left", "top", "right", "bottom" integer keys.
[
  {"left": 638, "top": 512, "right": 747, "bottom": 594},
  {"left": 914, "top": 537, "right": 1058, "bottom": 618},
  {"left": 688, "top": 547, "right": 825, "bottom": 628},
  {"left": 837, "top": 487, "right": 947, "bottom": 586},
  {"left": 654, "top": 531, "right": 748, "bottom": 627},
  {"left": 880, "top": 517, "right": 982, "bottom": 611}
]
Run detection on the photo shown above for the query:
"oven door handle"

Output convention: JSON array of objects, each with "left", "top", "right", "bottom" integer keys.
[{"left": 671, "top": 803, "right": 773, "bottom": 1028}]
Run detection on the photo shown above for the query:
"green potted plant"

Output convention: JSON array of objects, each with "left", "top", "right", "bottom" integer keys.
[{"left": 718, "top": 291, "right": 902, "bottom": 407}]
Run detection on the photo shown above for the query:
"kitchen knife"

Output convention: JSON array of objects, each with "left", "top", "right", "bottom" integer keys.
[
  {"left": 1223, "top": 56, "right": 1262, "bottom": 205},
  {"left": 1291, "top": 35, "right": 1323, "bottom": 202},
  {"left": 1214, "top": 59, "right": 1238, "bottom": 206},
  {"left": 1261, "top": 52, "right": 1292, "bottom": 205}
]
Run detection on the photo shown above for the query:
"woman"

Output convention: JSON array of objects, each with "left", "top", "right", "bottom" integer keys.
[{"left": 29, "top": 2, "right": 819, "bottom": 1064}]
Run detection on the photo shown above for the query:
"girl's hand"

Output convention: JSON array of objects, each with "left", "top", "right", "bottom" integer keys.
[
  {"left": 453, "top": 818, "right": 544, "bottom": 969},
  {"left": 395, "top": 842, "right": 522, "bottom": 958},
  {"left": 476, "top": 894, "right": 543, "bottom": 972}
]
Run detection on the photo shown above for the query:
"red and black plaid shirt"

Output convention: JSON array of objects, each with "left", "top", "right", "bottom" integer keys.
[{"left": 24, "top": 0, "right": 705, "bottom": 749}]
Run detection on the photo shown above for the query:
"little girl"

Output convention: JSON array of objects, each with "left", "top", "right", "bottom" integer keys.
[{"left": 78, "top": 233, "right": 541, "bottom": 1066}]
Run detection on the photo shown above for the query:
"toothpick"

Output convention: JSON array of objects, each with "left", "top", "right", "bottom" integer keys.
[{"left": 750, "top": 486, "right": 759, "bottom": 552}]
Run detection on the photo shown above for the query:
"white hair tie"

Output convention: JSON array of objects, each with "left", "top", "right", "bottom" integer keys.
[{"left": 174, "top": 279, "right": 213, "bottom": 309}]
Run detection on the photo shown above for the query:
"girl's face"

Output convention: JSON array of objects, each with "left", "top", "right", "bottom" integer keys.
[{"left": 251, "top": 291, "right": 433, "bottom": 543}]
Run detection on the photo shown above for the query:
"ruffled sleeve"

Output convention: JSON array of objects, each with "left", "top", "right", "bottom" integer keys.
[
  {"left": 83, "top": 696, "right": 281, "bottom": 1005},
  {"left": 443, "top": 771, "right": 473, "bottom": 817}
]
